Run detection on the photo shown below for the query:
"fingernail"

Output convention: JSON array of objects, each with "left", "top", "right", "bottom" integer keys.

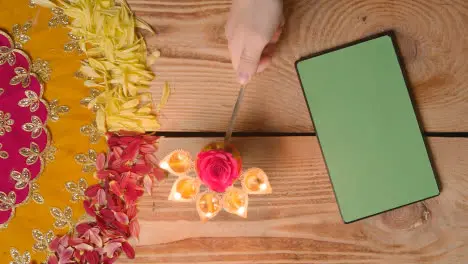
[{"left": 237, "top": 72, "right": 250, "bottom": 85}]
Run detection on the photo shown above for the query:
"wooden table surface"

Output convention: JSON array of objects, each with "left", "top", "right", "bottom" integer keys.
[
  {"left": 121, "top": 0, "right": 468, "bottom": 263},
  {"left": 122, "top": 137, "right": 468, "bottom": 264},
  {"left": 133, "top": 0, "right": 468, "bottom": 133}
]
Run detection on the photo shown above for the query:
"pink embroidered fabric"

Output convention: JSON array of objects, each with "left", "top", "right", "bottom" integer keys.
[{"left": 0, "top": 30, "right": 49, "bottom": 225}]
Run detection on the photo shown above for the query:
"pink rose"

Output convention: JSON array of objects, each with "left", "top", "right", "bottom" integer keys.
[{"left": 196, "top": 150, "right": 240, "bottom": 192}]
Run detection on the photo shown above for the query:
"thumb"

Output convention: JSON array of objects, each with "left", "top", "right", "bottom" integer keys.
[{"left": 237, "top": 43, "right": 265, "bottom": 84}]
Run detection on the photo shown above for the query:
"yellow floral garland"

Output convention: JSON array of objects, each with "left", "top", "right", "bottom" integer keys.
[{"left": 36, "top": 0, "right": 169, "bottom": 133}]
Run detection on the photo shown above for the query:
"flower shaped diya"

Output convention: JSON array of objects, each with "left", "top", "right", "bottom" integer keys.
[{"left": 160, "top": 142, "right": 272, "bottom": 221}]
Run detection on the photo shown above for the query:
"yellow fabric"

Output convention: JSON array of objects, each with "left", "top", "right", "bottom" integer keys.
[{"left": 0, "top": 0, "right": 106, "bottom": 262}]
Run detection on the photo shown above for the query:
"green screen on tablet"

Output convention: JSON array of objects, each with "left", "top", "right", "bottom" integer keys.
[{"left": 296, "top": 33, "right": 439, "bottom": 223}]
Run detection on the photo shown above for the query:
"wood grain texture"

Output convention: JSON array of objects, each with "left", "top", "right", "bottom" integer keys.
[
  {"left": 119, "top": 137, "right": 468, "bottom": 264},
  {"left": 130, "top": 0, "right": 468, "bottom": 133}
]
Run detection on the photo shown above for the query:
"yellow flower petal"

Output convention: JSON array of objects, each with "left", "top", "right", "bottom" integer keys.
[
  {"left": 45, "top": 0, "right": 168, "bottom": 133},
  {"left": 96, "top": 109, "right": 106, "bottom": 133},
  {"left": 157, "top": 82, "right": 170, "bottom": 112}
]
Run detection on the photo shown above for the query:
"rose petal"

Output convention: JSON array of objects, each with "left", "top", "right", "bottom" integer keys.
[{"left": 197, "top": 150, "right": 239, "bottom": 192}]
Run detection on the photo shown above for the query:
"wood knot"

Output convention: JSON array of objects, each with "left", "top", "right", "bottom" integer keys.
[{"left": 380, "top": 202, "right": 430, "bottom": 231}]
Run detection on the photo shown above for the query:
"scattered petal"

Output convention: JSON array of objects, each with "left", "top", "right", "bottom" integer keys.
[
  {"left": 121, "top": 242, "right": 135, "bottom": 259},
  {"left": 143, "top": 175, "right": 152, "bottom": 195},
  {"left": 114, "top": 212, "right": 129, "bottom": 225}
]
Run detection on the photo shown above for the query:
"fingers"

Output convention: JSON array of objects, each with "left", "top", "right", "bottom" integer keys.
[
  {"left": 225, "top": 0, "right": 284, "bottom": 84},
  {"left": 271, "top": 22, "right": 284, "bottom": 44},
  {"left": 257, "top": 55, "right": 272, "bottom": 73},
  {"left": 237, "top": 39, "right": 267, "bottom": 84},
  {"left": 227, "top": 26, "right": 243, "bottom": 75}
]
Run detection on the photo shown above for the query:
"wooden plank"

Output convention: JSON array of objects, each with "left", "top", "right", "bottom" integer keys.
[
  {"left": 121, "top": 137, "right": 468, "bottom": 263},
  {"left": 129, "top": 0, "right": 468, "bottom": 132}
]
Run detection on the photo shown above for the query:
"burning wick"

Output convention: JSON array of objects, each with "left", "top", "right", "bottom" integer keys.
[
  {"left": 237, "top": 206, "right": 245, "bottom": 216},
  {"left": 173, "top": 192, "right": 182, "bottom": 200},
  {"left": 259, "top": 183, "right": 267, "bottom": 191},
  {"left": 160, "top": 162, "right": 170, "bottom": 170}
]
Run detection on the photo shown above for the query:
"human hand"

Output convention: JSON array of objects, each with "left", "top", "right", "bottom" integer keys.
[{"left": 225, "top": 0, "right": 284, "bottom": 84}]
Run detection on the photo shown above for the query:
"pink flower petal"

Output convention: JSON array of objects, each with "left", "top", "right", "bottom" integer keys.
[
  {"left": 96, "top": 153, "right": 106, "bottom": 170},
  {"left": 69, "top": 237, "right": 85, "bottom": 246},
  {"left": 74, "top": 243, "right": 94, "bottom": 251},
  {"left": 129, "top": 219, "right": 140, "bottom": 239},
  {"left": 85, "top": 251, "right": 100, "bottom": 264},
  {"left": 49, "top": 237, "right": 61, "bottom": 251},
  {"left": 103, "top": 242, "right": 121, "bottom": 257},
  {"left": 145, "top": 153, "right": 159, "bottom": 166},
  {"left": 97, "top": 189, "right": 107, "bottom": 206},
  {"left": 85, "top": 227, "right": 103, "bottom": 248},
  {"left": 75, "top": 223, "right": 92, "bottom": 235},
  {"left": 121, "top": 139, "right": 140, "bottom": 162},
  {"left": 103, "top": 255, "right": 118, "bottom": 264},
  {"left": 124, "top": 187, "right": 144, "bottom": 203},
  {"left": 119, "top": 172, "right": 131, "bottom": 189},
  {"left": 140, "top": 143, "right": 156, "bottom": 153},
  {"left": 58, "top": 235, "right": 70, "bottom": 247},
  {"left": 122, "top": 241, "right": 135, "bottom": 259},
  {"left": 114, "top": 211, "right": 129, "bottom": 225},
  {"left": 143, "top": 175, "right": 152, "bottom": 195},
  {"left": 83, "top": 200, "right": 96, "bottom": 217},
  {"left": 58, "top": 247, "right": 74, "bottom": 262},
  {"left": 48, "top": 255, "right": 59, "bottom": 264},
  {"left": 109, "top": 181, "right": 121, "bottom": 196},
  {"left": 100, "top": 208, "right": 115, "bottom": 221},
  {"left": 85, "top": 184, "right": 101, "bottom": 197},
  {"left": 126, "top": 205, "right": 137, "bottom": 219},
  {"left": 142, "top": 135, "right": 159, "bottom": 144},
  {"left": 153, "top": 167, "right": 167, "bottom": 181}
]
